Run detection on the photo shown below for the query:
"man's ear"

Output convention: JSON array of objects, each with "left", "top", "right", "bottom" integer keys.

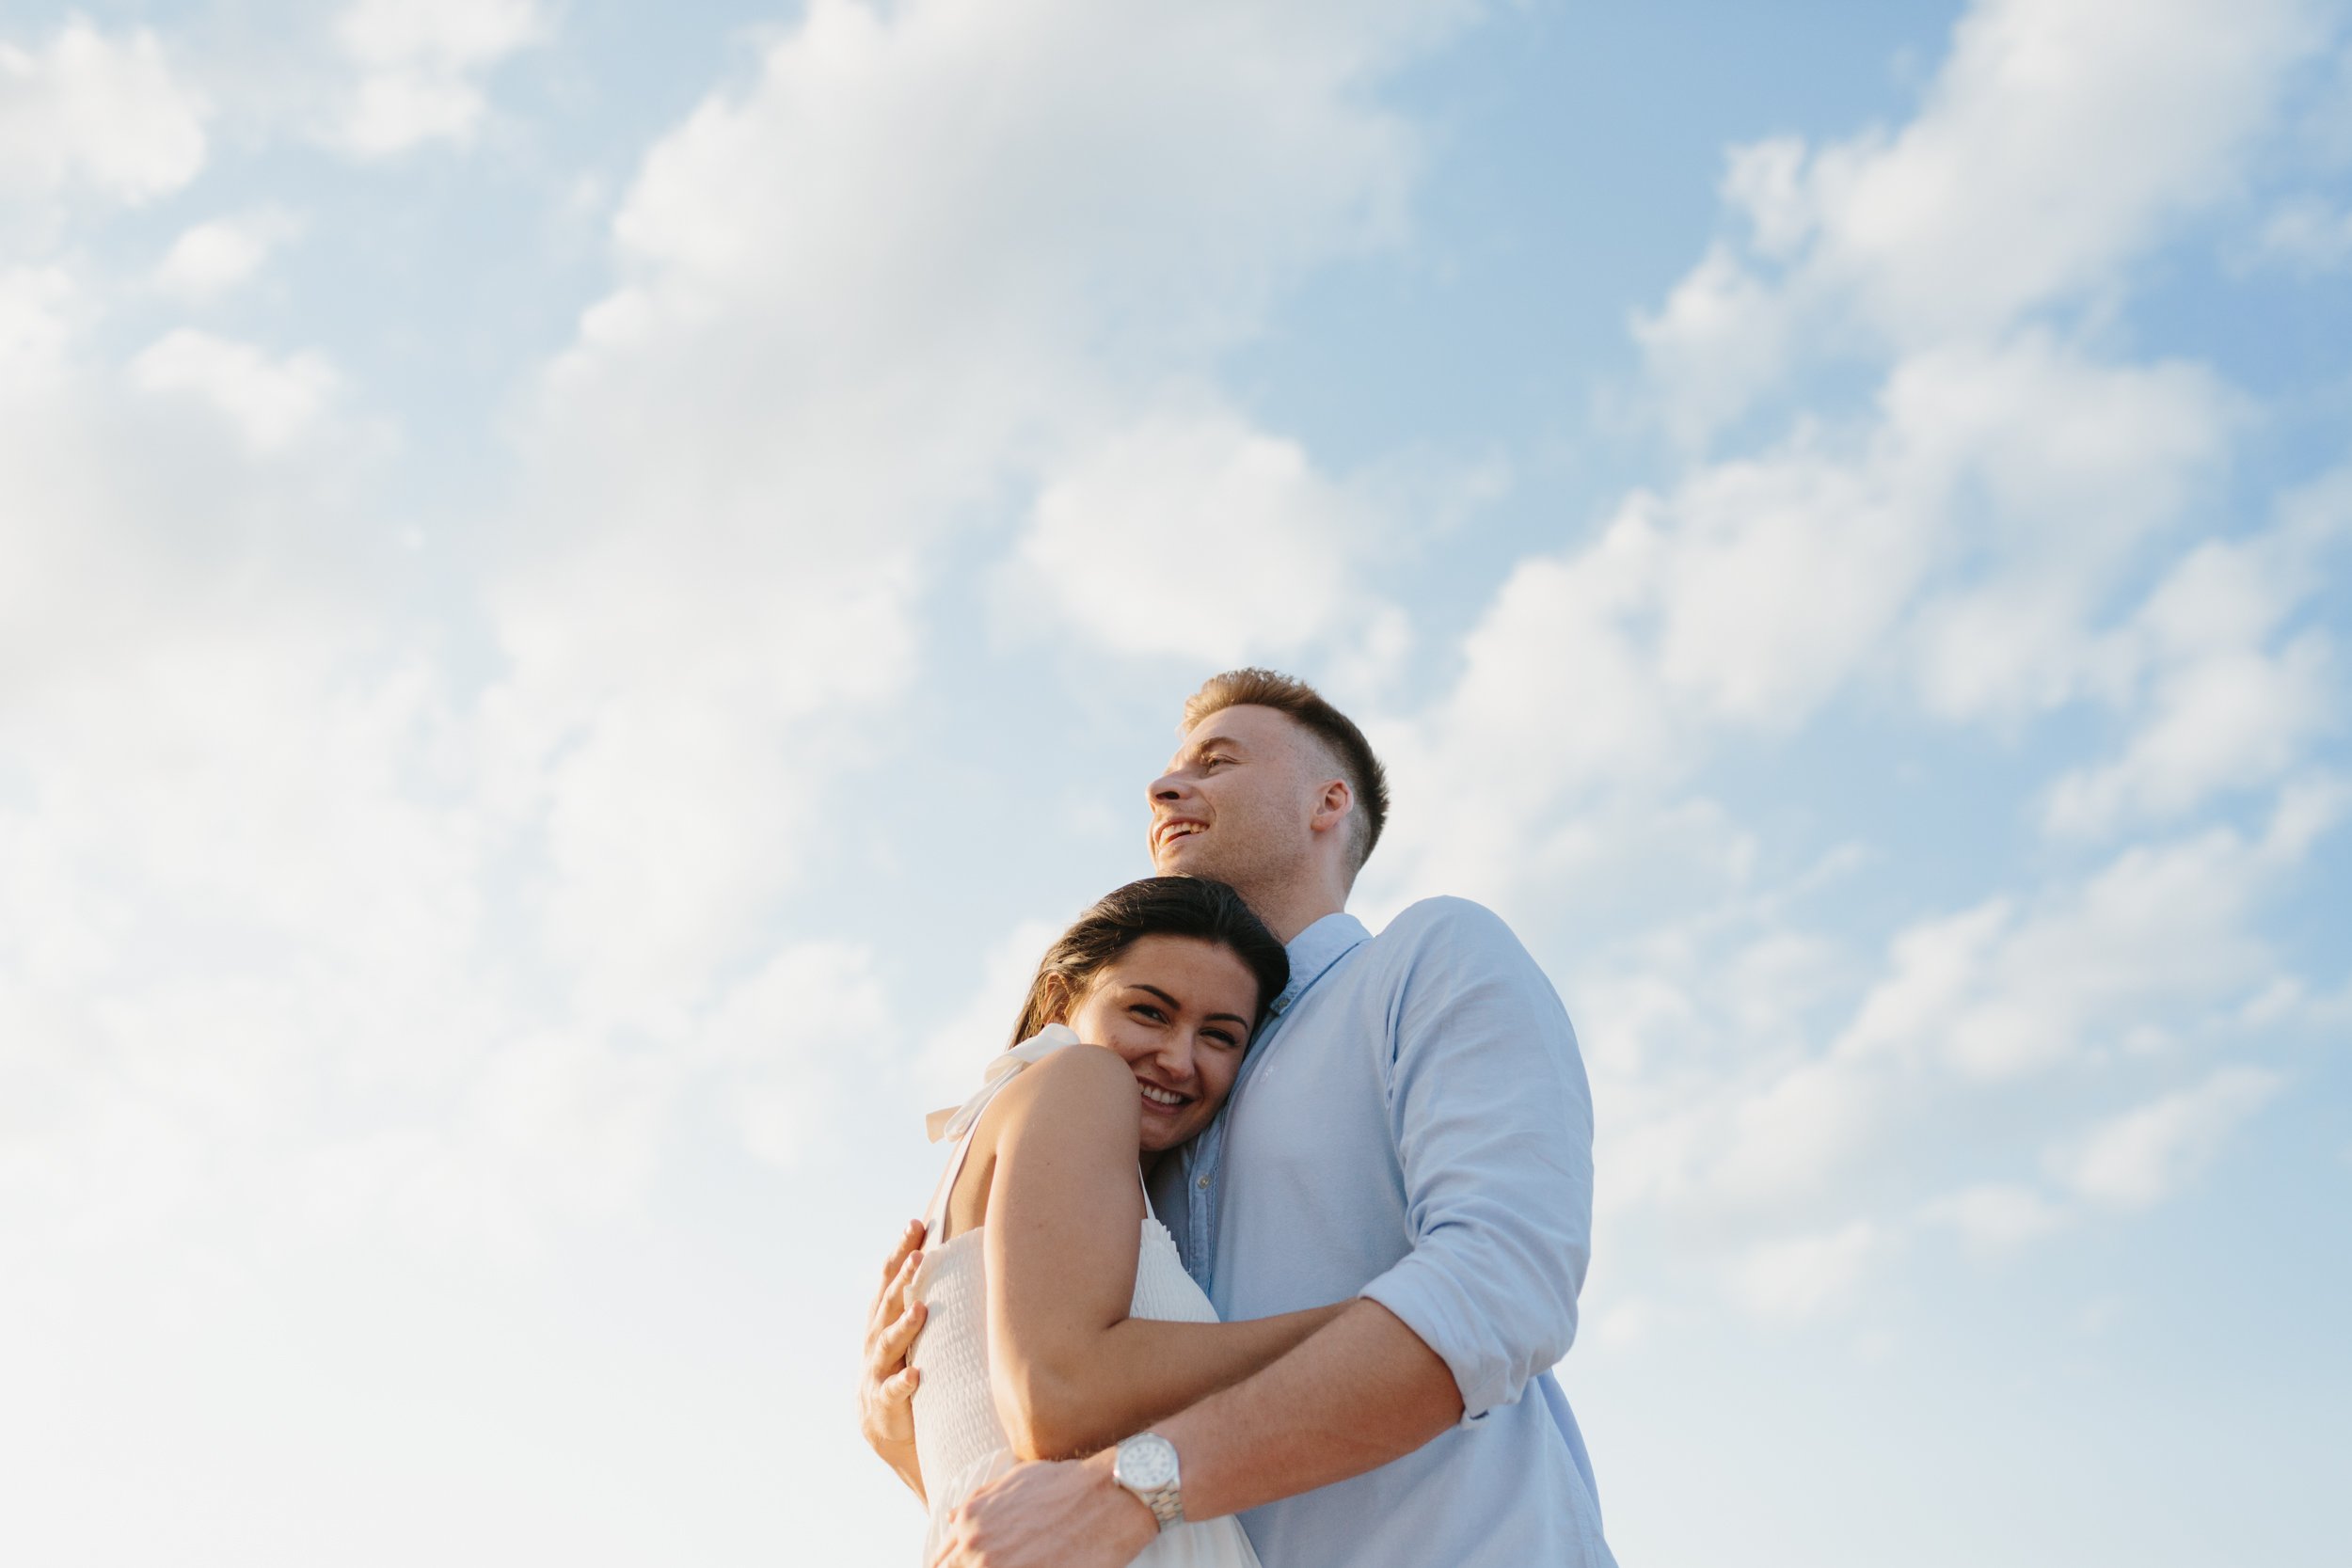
[{"left": 1309, "top": 777, "right": 1354, "bottom": 837}]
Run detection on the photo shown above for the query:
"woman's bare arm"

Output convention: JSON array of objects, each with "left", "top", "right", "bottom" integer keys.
[{"left": 977, "top": 1047, "right": 1347, "bottom": 1462}]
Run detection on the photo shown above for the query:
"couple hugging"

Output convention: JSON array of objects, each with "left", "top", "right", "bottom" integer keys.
[{"left": 858, "top": 670, "right": 1617, "bottom": 1568}]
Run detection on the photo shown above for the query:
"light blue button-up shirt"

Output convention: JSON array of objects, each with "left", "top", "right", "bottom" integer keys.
[{"left": 1147, "top": 897, "right": 1614, "bottom": 1568}]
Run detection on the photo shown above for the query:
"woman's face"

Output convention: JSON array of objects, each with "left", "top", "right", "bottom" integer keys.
[{"left": 1062, "top": 934, "right": 1261, "bottom": 1153}]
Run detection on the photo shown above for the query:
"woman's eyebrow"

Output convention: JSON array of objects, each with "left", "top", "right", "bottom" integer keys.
[{"left": 1132, "top": 984, "right": 1248, "bottom": 1028}]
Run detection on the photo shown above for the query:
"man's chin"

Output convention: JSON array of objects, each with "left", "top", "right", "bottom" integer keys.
[{"left": 1153, "top": 842, "right": 1220, "bottom": 881}]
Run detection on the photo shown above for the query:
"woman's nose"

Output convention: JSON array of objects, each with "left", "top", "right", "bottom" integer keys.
[{"left": 1152, "top": 1030, "right": 1197, "bottom": 1083}]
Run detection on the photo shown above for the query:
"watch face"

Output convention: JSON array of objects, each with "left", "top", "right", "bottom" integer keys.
[{"left": 1120, "top": 1436, "right": 1179, "bottom": 1490}]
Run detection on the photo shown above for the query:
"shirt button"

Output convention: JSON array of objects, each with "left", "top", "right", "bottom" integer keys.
[{"left": 1197, "top": 1177, "right": 1211, "bottom": 1190}]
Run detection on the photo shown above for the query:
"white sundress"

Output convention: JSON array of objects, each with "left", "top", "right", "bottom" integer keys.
[{"left": 908, "top": 1024, "right": 1262, "bottom": 1568}]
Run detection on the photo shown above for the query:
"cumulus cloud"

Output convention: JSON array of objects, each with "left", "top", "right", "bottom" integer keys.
[
  {"left": 1638, "top": 0, "right": 2322, "bottom": 440},
  {"left": 691, "top": 942, "right": 894, "bottom": 1167},
  {"left": 0, "top": 18, "right": 207, "bottom": 203},
  {"left": 2053, "top": 1066, "right": 2283, "bottom": 1207},
  {"left": 152, "top": 210, "right": 303, "bottom": 299},
  {"left": 129, "top": 329, "right": 342, "bottom": 454},
  {"left": 1838, "top": 794, "right": 2333, "bottom": 1079},
  {"left": 1003, "top": 403, "right": 1408, "bottom": 669},
  {"left": 501, "top": 0, "right": 1470, "bottom": 1019},
  {"left": 331, "top": 0, "right": 547, "bottom": 155},
  {"left": 1730, "top": 1221, "right": 1881, "bottom": 1320},
  {"left": 1376, "top": 330, "right": 2235, "bottom": 911},
  {"left": 1360, "top": 0, "right": 2346, "bottom": 1347},
  {"left": 914, "top": 917, "right": 1066, "bottom": 1107},
  {"left": 2255, "top": 196, "right": 2352, "bottom": 271},
  {"left": 2042, "top": 471, "right": 2349, "bottom": 836},
  {"left": 1923, "top": 1183, "right": 2071, "bottom": 1255}
]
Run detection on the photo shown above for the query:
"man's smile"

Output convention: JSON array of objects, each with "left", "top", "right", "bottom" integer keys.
[{"left": 1153, "top": 817, "right": 1208, "bottom": 854}]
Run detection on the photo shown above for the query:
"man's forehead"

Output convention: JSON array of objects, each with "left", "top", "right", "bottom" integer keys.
[{"left": 1173, "top": 703, "right": 1294, "bottom": 753}]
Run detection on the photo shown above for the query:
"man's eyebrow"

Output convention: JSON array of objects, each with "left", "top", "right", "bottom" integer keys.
[{"left": 1187, "top": 734, "right": 1246, "bottom": 755}]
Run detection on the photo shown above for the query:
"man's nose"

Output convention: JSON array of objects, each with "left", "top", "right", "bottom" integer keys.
[{"left": 1149, "top": 769, "right": 1190, "bottom": 804}]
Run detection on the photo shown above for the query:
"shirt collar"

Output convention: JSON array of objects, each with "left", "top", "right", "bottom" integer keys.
[{"left": 1267, "top": 910, "right": 1369, "bottom": 1016}]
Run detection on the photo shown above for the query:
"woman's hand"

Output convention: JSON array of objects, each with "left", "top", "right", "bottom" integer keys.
[{"left": 861, "top": 1218, "right": 930, "bottom": 1501}]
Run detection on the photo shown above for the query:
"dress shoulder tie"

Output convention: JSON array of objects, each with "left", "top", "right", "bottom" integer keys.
[{"left": 923, "top": 1022, "right": 1084, "bottom": 1143}]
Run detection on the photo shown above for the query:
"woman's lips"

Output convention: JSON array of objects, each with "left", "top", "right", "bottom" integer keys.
[{"left": 1137, "top": 1081, "right": 1193, "bottom": 1114}]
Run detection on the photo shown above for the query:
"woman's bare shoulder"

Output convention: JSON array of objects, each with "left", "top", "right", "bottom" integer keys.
[{"left": 983, "top": 1042, "right": 1136, "bottom": 1140}]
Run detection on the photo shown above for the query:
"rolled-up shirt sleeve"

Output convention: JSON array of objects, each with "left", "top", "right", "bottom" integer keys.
[{"left": 1357, "top": 898, "right": 1595, "bottom": 1425}]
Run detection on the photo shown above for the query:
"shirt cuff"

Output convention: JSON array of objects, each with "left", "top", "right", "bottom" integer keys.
[{"left": 1359, "top": 1258, "right": 1516, "bottom": 1428}]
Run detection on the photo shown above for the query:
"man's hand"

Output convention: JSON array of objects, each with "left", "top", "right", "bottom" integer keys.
[
  {"left": 861, "top": 1219, "right": 930, "bottom": 1499},
  {"left": 929, "top": 1451, "right": 1159, "bottom": 1568}
]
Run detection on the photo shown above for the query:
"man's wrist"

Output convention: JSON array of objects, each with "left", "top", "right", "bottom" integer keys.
[{"left": 1082, "top": 1449, "right": 1162, "bottom": 1545}]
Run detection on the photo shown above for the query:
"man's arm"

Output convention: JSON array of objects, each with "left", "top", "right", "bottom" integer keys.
[
  {"left": 932, "top": 899, "right": 1595, "bottom": 1568},
  {"left": 987, "top": 1045, "right": 1355, "bottom": 1462},
  {"left": 928, "top": 1301, "right": 1457, "bottom": 1568}
]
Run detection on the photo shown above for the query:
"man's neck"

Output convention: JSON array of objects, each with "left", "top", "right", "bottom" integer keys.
[{"left": 1248, "top": 887, "right": 1346, "bottom": 946}]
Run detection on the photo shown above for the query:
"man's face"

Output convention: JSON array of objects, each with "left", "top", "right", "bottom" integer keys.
[{"left": 1146, "top": 705, "right": 1322, "bottom": 895}]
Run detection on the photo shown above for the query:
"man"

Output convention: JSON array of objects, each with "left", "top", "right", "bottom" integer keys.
[{"left": 862, "top": 669, "right": 1614, "bottom": 1567}]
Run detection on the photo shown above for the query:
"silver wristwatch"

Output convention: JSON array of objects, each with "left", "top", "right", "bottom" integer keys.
[{"left": 1111, "top": 1432, "right": 1184, "bottom": 1532}]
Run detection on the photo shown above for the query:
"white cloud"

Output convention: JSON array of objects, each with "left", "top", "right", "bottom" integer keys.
[
  {"left": 332, "top": 0, "right": 547, "bottom": 155},
  {"left": 153, "top": 210, "right": 303, "bottom": 299},
  {"left": 691, "top": 942, "right": 894, "bottom": 1167},
  {"left": 2255, "top": 196, "right": 2352, "bottom": 271},
  {"left": 0, "top": 19, "right": 206, "bottom": 202},
  {"left": 914, "top": 917, "right": 1064, "bottom": 1108},
  {"left": 1836, "top": 803, "right": 2327, "bottom": 1079},
  {"left": 1897, "top": 339, "right": 2239, "bottom": 722},
  {"left": 1379, "top": 330, "right": 2234, "bottom": 912},
  {"left": 1923, "top": 1182, "right": 2070, "bottom": 1255},
  {"left": 2053, "top": 1066, "right": 2282, "bottom": 1207},
  {"left": 1004, "top": 403, "right": 1406, "bottom": 668},
  {"left": 2042, "top": 472, "right": 2349, "bottom": 836},
  {"left": 2044, "top": 635, "right": 2336, "bottom": 834},
  {"left": 1730, "top": 1221, "right": 1881, "bottom": 1321},
  {"left": 0, "top": 264, "right": 80, "bottom": 378},
  {"left": 128, "top": 329, "right": 342, "bottom": 455},
  {"left": 500, "top": 0, "right": 1470, "bottom": 1018},
  {"left": 1639, "top": 0, "right": 2321, "bottom": 443}
]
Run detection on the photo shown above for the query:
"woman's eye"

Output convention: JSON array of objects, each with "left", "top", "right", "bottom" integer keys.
[
  {"left": 1204, "top": 1031, "right": 1239, "bottom": 1050},
  {"left": 1132, "top": 1004, "right": 1167, "bottom": 1022}
]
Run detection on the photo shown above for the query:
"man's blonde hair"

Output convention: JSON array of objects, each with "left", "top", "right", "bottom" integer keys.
[{"left": 1182, "top": 669, "right": 1391, "bottom": 875}]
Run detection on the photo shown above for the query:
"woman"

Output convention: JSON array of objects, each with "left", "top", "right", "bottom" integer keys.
[{"left": 879, "top": 878, "right": 1343, "bottom": 1566}]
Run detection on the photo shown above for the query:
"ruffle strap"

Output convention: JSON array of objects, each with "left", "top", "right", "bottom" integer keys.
[{"left": 923, "top": 1022, "right": 1083, "bottom": 1143}]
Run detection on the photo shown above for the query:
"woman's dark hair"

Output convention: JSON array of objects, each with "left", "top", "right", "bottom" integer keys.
[{"left": 1009, "top": 878, "right": 1289, "bottom": 1048}]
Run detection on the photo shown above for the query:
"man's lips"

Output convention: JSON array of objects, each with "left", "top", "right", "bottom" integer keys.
[{"left": 1154, "top": 818, "right": 1208, "bottom": 854}]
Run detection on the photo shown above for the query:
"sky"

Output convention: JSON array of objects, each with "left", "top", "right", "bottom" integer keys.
[{"left": 1, "top": 1, "right": 2347, "bottom": 1564}]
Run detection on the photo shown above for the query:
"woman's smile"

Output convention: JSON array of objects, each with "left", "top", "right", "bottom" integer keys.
[{"left": 1062, "top": 933, "right": 1259, "bottom": 1152}]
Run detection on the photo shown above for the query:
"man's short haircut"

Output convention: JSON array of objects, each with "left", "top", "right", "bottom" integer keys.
[{"left": 1182, "top": 668, "right": 1391, "bottom": 876}]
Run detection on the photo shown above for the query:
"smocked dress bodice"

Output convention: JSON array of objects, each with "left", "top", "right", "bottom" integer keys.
[{"left": 907, "top": 1026, "right": 1260, "bottom": 1567}]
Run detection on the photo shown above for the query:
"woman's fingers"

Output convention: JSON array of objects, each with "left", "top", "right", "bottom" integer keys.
[
  {"left": 868, "top": 1225, "right": 925, "bottom": 1334},
  {"left": 882, "top": 1364, "right": 920, "bottom": 1402},
  {"left": 878, "top": 1218, "right": 924, "bottom": 1289},
  {"left": 866, "top": 1253, "right": 926, "bottom": 1377},
  {"left": 877, "top": 1296, "right": 929, "bottom": 1366}
]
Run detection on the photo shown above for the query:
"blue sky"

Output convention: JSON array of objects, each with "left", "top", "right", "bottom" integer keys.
[{"left": 2, "top": 2, "right": 2346, "bottom": 1564}]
